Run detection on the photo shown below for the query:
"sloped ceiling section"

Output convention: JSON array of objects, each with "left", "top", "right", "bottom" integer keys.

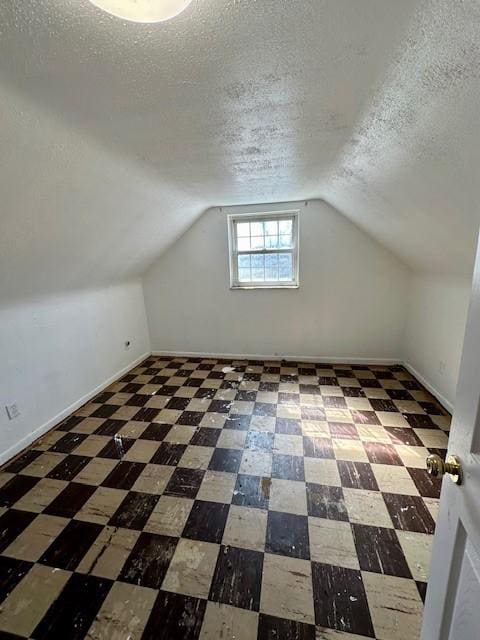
[{"left": 0, "top": 0, "right": 479, "bottom": 302}]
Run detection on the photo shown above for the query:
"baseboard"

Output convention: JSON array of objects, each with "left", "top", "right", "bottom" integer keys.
[
  {"left": 151, "top": 350, "right": 400, "bottom": 366},
  {"left": 2, "top": 350, "right": 453, "bottom": 468},
  {"left": 153, "top": 350, "right": 454, "bottom": 413},
  {"left": 0, "top": 351, "right": 150, "bottom": 467},
  {"left": 403, "top": 361, "right": 454, "bottom": 414}
]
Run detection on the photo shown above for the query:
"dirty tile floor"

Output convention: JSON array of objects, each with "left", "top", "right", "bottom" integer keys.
[{"left": 0, "top": 357, "right": 450, "bottom": 639}]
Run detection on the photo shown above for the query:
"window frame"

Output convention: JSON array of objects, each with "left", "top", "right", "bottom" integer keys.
[{"left": 227, "top": 210, "right": 300, "bottom": 289}]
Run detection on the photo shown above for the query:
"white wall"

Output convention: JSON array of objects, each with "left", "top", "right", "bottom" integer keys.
[
  {"left": 403, "top": 274, "right": 471, "bottom": 412},
  {"left": 0, "top": 281, "right": 150, "bottom": 464},
  {"left": 144, "top": 200, "right": 410, "bottom": 361}
]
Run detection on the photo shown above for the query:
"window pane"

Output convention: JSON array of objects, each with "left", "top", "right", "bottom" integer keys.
[
  {"left": 237, "top": 222, "right": 250, "bottom": 237},
  {"left": 264, "top": 220, "right": 278, "bottom": 236},
  {"left": 250, "top": 221, "right": 264, "bottom": 237},
  {"left": 265, "top": 234, "right": 279, "bottom": 249},
  {"left": 279, "top": 219, "right": 293, "bottom": 235},
  {"left": 237, "top": 236, "right": 251, "bottom": 251},
  {"left": 238, "top": 268, "right": 252, "bottom": 282},
  {"left": 251, "top": 235, "right": 265, "bottom": 250},
  {"left": 238, "top": 254, "right": 251, "bottom": 270},
  {"left": 251, "top": 254, "right": 265, "bottom": 281},
  {"left": 279, "top": 253, "right": 293, "bottom": 281},
  {"left": 265, "top": 253, "right": 279, "bottom": 280},
  {"left": 279, "top": 234, "right": 292, "bottom": 248}
]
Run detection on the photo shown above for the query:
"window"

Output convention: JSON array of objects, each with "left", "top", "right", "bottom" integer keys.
[{"left": 228, "top": 211, "right": 299, "bottom": 288}]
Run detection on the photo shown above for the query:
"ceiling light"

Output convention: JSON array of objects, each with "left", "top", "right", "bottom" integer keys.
[{"left": 89, "top": 0, "right": 193, "bottom": 23}]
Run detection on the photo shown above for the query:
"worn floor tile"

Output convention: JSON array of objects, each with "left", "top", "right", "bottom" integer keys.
[
  {"left": 162, "top": 538, "right": 220, "bottom": 599},
  {"left": 239, "top": 450, "right": 272, "bottom": 476},
  {"left": 196, "top": 470, "right": 236, "bottom": 504},
  {"left": 363, "top": 572, "right": 423, "bottom": 640},
  {"left": 0, "top": 563, "right": 70, "bottom": 637},
  {"left": 142, "top": 590, "right": 206, "bottom": 640},
  {"left": 304, "top": 458, "right": 341, "bottom": 486},
  {"left": 4, "top": 514, "right": 68, "bottom": 562},
  {"left": 13, "top": 478, "right": 68, "bottom": 513},
  {"left": 119, "top": 532, "right": 178, "bottom": 589},
  {"left": 308, "top": 518, "right": 359, "bottom": 569},
  {"left": 145, "top": 495, "right": 194, "bottom": 536},
  {"left": 200, "top": 602, "right": 258, "bottom": 640},
  {"left": 312, "top": 563, "right": 374, "bottom": 637},
  {"left": 343, "top": 489, "right": 392, "bottom": 528},
  {"left": 86, "top": 581, "right": 156, "bottom": 640},
  {"left": 210, "top": 545, "right": 264, "bottom": 611},
  {"left": 33, "top": 573, "right": 112, "bottom": 640},
  {"left": 131, "top": 463, "right": 174, "bottom": 494},
  {"left": 222, "top": 505, "right": 268, "bottom": 552},
  {"left": 396, "top": 530, "right": 433, "bottom": 582},
  {"left": 77, "top": 526, "right": 140, "bottom": 579},
  {"left": 269, "top": 478, "right": 308, "bottom": 515},
  {"left": 0, "top": 357, "right": 449, "bottom": 639},
  {"left": 260, "top": 553, "right": 314, "bottom": 624}
]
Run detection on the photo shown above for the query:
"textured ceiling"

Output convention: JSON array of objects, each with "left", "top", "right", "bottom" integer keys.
[{"left": 1, "top": 0, "right": 479, "bottom": 300}]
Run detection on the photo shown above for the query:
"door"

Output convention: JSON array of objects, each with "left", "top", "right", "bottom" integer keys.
[{"left": 422, "top": 240, "right": 480, "bottom": 639}]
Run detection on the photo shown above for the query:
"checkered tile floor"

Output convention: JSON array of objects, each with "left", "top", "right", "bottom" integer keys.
[{"left": 0, "top": 357, "right": 450, "bottom": 639}]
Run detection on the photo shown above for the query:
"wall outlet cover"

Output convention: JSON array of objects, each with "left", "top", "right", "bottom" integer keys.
[{"left": 5, "top": 404, "right": 21, "bottom": 420}]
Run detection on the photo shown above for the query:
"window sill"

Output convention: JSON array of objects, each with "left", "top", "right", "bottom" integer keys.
[{"left": 230, "top": 284, "right": 299, "bottom": 290}]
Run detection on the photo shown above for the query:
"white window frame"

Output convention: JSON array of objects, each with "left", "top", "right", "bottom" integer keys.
[{"left": 227, "top": 210, "right": 300, "bottom": 289}]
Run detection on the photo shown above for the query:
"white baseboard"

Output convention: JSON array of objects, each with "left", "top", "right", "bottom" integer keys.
[
  {"left": 0, "top": 352, "right": 150, "bottom": 467},
  {"left": 2, "top": 351, "right": 452, "bottom": 468},
  {"left": 151, "top": 350, "right": 400, "bottom": 366},
  {"left": 153, "top": 351, "right": 453, "bottom": 413},
  {"left": 403, "top": 362, "right": 453, "bottom": 414}
]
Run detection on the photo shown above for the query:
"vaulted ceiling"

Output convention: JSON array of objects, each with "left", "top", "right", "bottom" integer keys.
[{"left": 1, "top": 0, "right": 479, "bottom": 301}]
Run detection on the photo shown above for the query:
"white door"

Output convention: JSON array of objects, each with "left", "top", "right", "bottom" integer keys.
[{"left": 422, "top": 241, "right": 480, "bottom": 639}]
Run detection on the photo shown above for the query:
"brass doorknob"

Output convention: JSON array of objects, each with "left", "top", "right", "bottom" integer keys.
[{"left": 426, "top": 454, "right": 463, "bottom": 485}]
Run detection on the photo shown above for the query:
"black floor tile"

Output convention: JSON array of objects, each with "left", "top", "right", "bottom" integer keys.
[
  {"left": 209, "top": 545, "right": 264, "bottom": 611},
  {"left": 266, "top": 511, "right": 310, "bottom": 559},
  {"left": 119, "top": 532, "right": 178, "bottom": 589},
  {"left": 0, "top": 475, "right": 39, "bottom": 508},
  {"left": 0, "top": 509, "right": 37, "bottom": 553},
  {"left": 352, "top": 523, "right": 412, "bottom": 577},
  {"left": 271, "top": 454, "right": 305, "bottom": 481},
  {"left": 306, "top": 484, "right": 348, "bottom": 521},
  {"left": 0, "top": 556, "right": 32, "bottom": 603},
  {"left": 109, "top": 491, "right": 159, "bottom": 530},
  {"left": 337, "top": 461, "right": 379, "bottom": 491},
  {"left": 303, "top": 437, "right": 334, "bottom": 459},
  {"left": 46, "top": 455, "right": 91, "bottom": 481},
  {"left": 232, "top": 474, "right": 270, "bottom": 509},
  {"left": 383, "top": 493, "right": 435, "bottom": 534},
  {"left": 101, "top": 461, "right": 145, "bottom": 490},
  {"left": 182, "top": 500, "right": 229, "bottom": 543},
  {"left": 3, "top": 449, "right": 42, "bottom": 474},
  {"left": 151, "top": 443, "right": 187, "bottom": 466},
  {"left": 50, "top": 432, "right": 87, "bottom": 454},
  {"left": 139, "top": 423, "right": 172, "bottom": 441},
  {"left": 39, "top": 520, "right": 103, "bottom": 570},
  {"left": 33, "top": 573, "right": 112, "bottom": 640},
  {"left": 312, "top": 562, "right": 374, "bottom": 637},
  {"left": 257, "top": 614, "right": 315, "bottom": 640},
  {"left": 208, "top": 449, "right": 242, "bottom": 474},
  {"left": 98, "top": 437, "right": 135, "bottom": 460},
  {"left": 142, "top": 591, "right": 206, "bottom": 640},
  {"left": 190, "top": 427, "right": 221, "bottom": 447},
  {"left": 164, "top": 468, "right": 205, "bottom": 499},
  {"left": 44, "top": 482, "right": 96, "bottom": 519}
]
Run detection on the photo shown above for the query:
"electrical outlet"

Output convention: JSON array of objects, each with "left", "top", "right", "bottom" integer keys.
[
  {"left": 124, "top": 340, "right": 132, "bottom": 351},
  {"left": 438, "top": 360, "right": 446, "bottom": 375},
  {"left": 5, "top": 403, "right": 20, "bottom": 420}
]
